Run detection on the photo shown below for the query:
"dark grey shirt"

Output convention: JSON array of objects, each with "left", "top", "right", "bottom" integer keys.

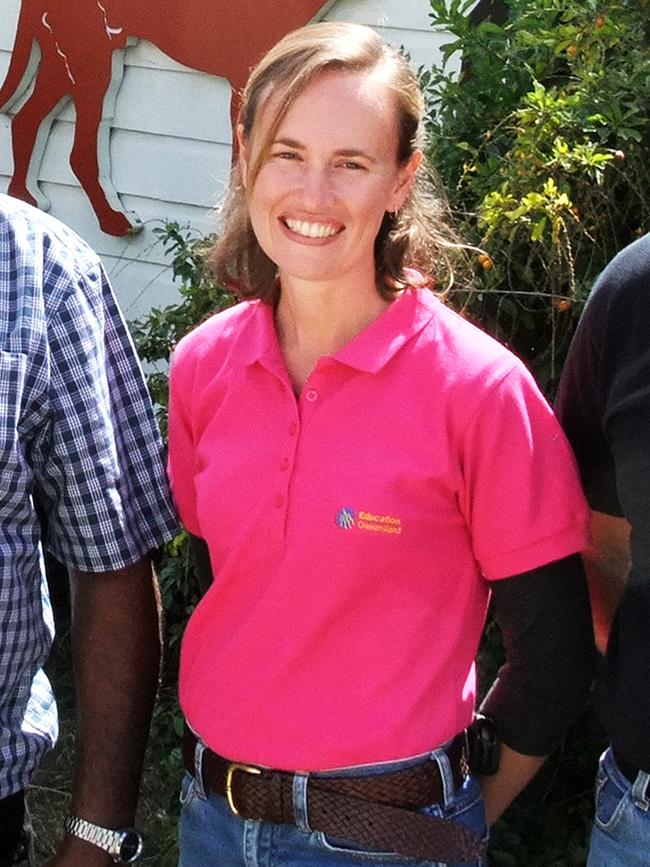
[{"left": 556, "top": 232, "right": 650, "bottom": 771}]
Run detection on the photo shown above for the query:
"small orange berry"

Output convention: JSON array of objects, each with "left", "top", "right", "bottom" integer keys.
[
  {"left": 595, "top": 15, "right": 605, "bottom": 28},
  {"left": 478, "top": 254, "right": 493, "bottom": 271},
  {"left": 553, "top": 298, "right": 572, "bottom": 312},
  {"left": 567, "top": 44, "right": 577, "bottom": 58}
]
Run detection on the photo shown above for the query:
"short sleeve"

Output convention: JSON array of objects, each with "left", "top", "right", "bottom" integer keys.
[
  {"left": 34, "top": 261, "right": 178, "bottom": 571},
  {"left": 458, "top": 363, "right": 589, "bottom": 579},
  {"left": 167, "top": 339, "right": 201, "bottom": 536}
]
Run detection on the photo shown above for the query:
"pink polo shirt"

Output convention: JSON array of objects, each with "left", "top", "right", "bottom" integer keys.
[{"left": 168, "top": 287, "right": 588, "bottom": 771}]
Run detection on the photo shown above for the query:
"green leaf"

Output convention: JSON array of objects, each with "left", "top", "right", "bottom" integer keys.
[{"left": 531, "top": 216, "right": 548, "bottom": 241}]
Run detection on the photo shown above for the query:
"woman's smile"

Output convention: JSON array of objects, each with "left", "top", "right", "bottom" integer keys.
[
  {"left": 282, "top": 217, "right": 342, "bottom": 240},
  {"left": 239, "top": 68, "right": 418, "bottom": 294}
]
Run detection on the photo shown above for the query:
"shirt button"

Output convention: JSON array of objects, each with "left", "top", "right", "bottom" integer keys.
[
  {"left": 288, "top": 422, "right": 298, "bottom": 436},
  {"left": 305, "top": 389, "right": 318, "bottom": 402},
  {"left": 280, "top": 457, "right": 289, "bottom": 471},
  {"left": 275, "top": 493, "right": 285, "bottom": 508}
]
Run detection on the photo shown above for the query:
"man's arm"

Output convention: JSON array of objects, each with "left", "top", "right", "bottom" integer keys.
[
  {"left": 47, "top": 555, "right": 161, "bottom": 866},
  {"left": 582, "top": 510, "right": 631, "bottom": 654}
]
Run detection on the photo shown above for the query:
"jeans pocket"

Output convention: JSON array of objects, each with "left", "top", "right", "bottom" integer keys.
[
  {"left": 422, "top": 774, "right": 489, "bottom": 846},
  {"left": 594, "top": 766, "right": 629, "bottom": 833},
  {"left": 313, "top": 776, "right": 487, "bottom": 866},
  {"left": 179, "top": 772, "right": 198, "bottom": 807},
  {"left": 315, "top": 832, "right": 432, "bottom": 864}
]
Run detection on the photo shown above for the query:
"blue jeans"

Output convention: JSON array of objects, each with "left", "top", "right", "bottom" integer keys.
[
  {"left": 587, "top": 746, "right": 650, "bottom": 867},
  {"left": 178, "top": 742, "right": 488, "bottom": 867}
]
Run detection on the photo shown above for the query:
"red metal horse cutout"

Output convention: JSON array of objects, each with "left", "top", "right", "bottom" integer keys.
[{"left": 0, "top": 0, "right": 330, "bottom": 235}]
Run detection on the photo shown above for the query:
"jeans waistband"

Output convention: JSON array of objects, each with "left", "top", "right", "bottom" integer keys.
[
  {"left": 181, "top": 724, "right": 485, "bottom": 863},
  {"left": 182, "top": 724, "right": 465, "bottom": 807}
]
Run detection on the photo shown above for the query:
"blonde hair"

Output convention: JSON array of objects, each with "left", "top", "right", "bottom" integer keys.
[{"left": 209, "top": 21, "right": 463, "bottom": 302}]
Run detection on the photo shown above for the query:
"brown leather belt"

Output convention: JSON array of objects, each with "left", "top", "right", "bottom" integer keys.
[{"left": 182, "top": 726, "right": 486, "bottom": 863}]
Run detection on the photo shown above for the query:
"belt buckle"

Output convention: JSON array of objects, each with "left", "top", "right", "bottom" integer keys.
[{"left": 225, "top": 762, "right": 262, "bottom": 816}]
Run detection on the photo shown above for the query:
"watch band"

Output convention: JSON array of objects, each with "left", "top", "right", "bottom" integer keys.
[{"left": 64, "top": 815, "right": 143, "bottom": 863}]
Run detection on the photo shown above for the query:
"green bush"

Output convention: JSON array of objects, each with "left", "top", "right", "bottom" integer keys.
[
  {"left": 131, "top": 222, "right": 236, "bottom": 671},
  {"left": 424, "top": 0, "right": 650, "bottom": 391},
  {"left": 130, "top": 222, "right": 235, "bottom": 433}
]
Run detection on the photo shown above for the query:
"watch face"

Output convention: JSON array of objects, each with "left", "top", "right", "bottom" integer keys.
[{"left": 118, "top": 831, "right": 143, "bottom": 863}]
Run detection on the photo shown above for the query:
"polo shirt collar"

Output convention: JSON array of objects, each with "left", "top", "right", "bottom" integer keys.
[
  {"left": 239, "top": 288, "right": 438, "bottom": 374},
  {"left": 333, "top": 288, "right": 437, "bottom": 372},
  {"left": 237, "top": 301, "right": 286, "bottom": 378}
]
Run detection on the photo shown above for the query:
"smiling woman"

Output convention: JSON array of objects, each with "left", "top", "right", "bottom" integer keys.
[
  {"left": 167, "top": 20, "right": 595, "bottom": 867},
  {"left": 239, "top": 70, "right": 419, "bottom": 313},
  {"left": 210, "top": 22, "right": 460, "bottom": 307}
]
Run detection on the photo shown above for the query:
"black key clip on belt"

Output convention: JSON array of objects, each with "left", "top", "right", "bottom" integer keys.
[{"left": 466, "top": 715, "right": 500, "bottom": 776}]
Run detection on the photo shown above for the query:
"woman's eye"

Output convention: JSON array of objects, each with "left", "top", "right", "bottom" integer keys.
[
  {"left": 273, "top": 151, "right": 300, "bottom": 161},
  {"left": 340, "top": 161, "right": 365, "bottom": 171}
]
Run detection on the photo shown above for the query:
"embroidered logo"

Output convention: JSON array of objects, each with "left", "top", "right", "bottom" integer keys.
[
  {"left": 335, "top": 507, "right": 403, "bottom": 536},
  {"left": 336, "top": 507, "right": 356, "bottom": 530}
]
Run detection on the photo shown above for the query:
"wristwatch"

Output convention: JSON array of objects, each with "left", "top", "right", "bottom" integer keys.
[{"left": 64, "top": 815, "right": 144, "bottom": 863}]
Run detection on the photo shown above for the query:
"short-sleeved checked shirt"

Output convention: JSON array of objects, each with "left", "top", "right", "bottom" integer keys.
[{"left": 0, "top": 195, "right": 178, "bottom": 798}]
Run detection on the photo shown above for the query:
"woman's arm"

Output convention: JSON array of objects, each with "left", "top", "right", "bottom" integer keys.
[
  {"left": 480, "top": 746, "right": 546, "bottom": 825},
  {"left": 479, "top": 554, "right": 595, "bottom": 821}
]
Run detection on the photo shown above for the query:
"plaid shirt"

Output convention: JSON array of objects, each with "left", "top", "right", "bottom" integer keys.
[{"left": 0, "top": 195, "right": 178, "bottom": 798}]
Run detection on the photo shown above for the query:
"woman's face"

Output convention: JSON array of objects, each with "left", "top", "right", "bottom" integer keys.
[{"left": 238, "top": 69, "right": 420, "bottom": 293}]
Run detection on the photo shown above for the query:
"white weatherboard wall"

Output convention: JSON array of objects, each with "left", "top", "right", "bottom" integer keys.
[{"left": 0, "top": 0, "right": 456, "bottom": 320}]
